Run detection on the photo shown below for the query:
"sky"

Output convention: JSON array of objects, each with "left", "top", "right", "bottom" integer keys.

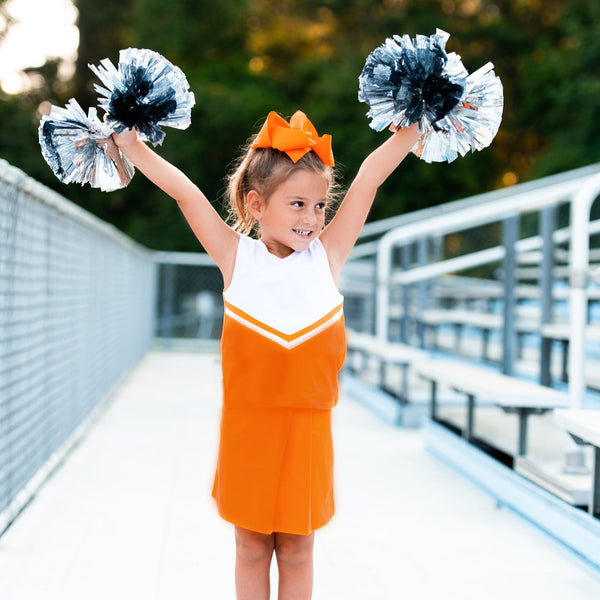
[{"left": 0, "top": 0, "right": 78, "bottom": 93}]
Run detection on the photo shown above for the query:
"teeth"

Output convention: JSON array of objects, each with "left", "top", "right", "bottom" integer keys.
[{"left": 294, "top": 229, "right": 311, "bottom": 236}]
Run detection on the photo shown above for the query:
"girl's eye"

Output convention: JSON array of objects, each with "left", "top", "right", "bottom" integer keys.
[{"left": 291, "top": 200, "right": 326, "bottom": 209}]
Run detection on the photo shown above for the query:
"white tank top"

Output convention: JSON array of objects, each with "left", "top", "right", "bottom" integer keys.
[{"left": 224, "top": 235, "right": 343, "bottom": 345}]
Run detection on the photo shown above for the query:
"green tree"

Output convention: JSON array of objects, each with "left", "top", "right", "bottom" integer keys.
[
  {"left": 2, "top": 0, "right": 600, "bottom": 250},
  {"left": 73, "top": 0, "right": 134, "bottom": 109},
  {"left": 0, "top": 0, "right": 134, "bottom": 236},
  {"left": 0, "top": 0, "right": 76, "bottom": 187},
  {"left": 517, "top": 0, "right": 600, "bottom": 176}
]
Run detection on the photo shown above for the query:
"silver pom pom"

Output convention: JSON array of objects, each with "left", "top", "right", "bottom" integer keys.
[
  {"left": 359, "top": 30, "right": 504, "bottom": 163},
  {"left": 359, "top": 30, "right": 468, "bottom": 134},
  {"left": 89, "top": 47, "right": 196, "bottom": 146},
  {"left": 414, "top": 62, "right": 504, "bottom": 163},
  {"left": 38, "top": 99, "right": 135, "bottom": 192}
]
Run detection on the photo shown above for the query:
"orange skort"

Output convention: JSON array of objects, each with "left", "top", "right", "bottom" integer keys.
[{"left": 212, "top": 406, "right": 334, "bottom": 535}]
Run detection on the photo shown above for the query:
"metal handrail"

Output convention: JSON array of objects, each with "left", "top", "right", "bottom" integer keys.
[
  {"left": 375, "top": 170, "right": 600, "bottom": 340},
  {"left": 369, "top": 166, "right": 600, "bottom": 409},
  {"left": 352, "top": 161, "right": 600, "bottom": 253},
  {"left": 568, "top": 174, "right": 600, "bottom": 408},
  {"left": 390, "top": 219, "right": 600, "bottom": 285}
]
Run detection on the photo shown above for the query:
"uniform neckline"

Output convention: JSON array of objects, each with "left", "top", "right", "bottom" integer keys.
[{"left": 257, "top": 238, "right": 304, "bottom": 261}]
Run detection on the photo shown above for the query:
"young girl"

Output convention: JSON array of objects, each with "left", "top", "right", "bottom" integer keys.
[{"left": 113, "top": 111, "right": 420, "bottom": 600}]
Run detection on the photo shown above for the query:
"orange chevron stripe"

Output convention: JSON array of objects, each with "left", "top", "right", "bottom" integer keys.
[{"left": 223, "top": 301, "right": 343, "bottom": 343}]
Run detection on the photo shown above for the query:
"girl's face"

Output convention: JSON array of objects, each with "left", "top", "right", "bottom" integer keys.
[{"left": 249, "top": 169, "right": 329, "bottom": 258}]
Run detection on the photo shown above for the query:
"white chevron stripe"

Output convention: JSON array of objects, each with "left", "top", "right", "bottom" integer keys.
[{"left": 225, "top": 307, "right": 344, "bottom": 349}]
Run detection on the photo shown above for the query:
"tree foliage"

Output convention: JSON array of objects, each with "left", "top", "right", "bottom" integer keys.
[{"left": 0, "top": 0, "right": 599, "bottom": 250}]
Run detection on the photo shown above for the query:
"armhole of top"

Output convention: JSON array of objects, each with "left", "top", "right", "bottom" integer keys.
[
  {"left": 314, "top": 237, "right": 340, "bottom": 290},
  {"left": 222, "top": 233, "right": 245, "bottom": 293}
]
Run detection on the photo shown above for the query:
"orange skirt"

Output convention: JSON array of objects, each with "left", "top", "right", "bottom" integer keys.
[{"left": 212, "top": 406, "right": 334, "bottom": 535}]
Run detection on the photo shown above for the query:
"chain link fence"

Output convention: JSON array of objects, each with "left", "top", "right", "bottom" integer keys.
[
  {"left": 154, "top": 252, "right": 224, "bottom": 344},
  {"left": 0, "top": 159, "right": 156, "bottom": 534}
]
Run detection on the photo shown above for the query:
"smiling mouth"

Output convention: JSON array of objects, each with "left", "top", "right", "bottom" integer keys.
[{"left": 293, "top": 229, "right": 312, "bottom": 238}]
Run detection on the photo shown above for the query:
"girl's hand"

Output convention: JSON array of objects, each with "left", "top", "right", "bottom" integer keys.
[
  {"left": 112, "top": 127, "right": 139, "bottom": 150},
  {"left": 389, "top": 122, "right": 423, "bottom": 154}
]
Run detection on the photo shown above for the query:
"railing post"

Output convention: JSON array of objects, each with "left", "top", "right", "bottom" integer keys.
[
  {"left": 376, "top": 236, "right": 394, "bottom": 341},
  {"left": 432, "top": 234, "right": 444, "bottom": 263},
  {"left": 368, "top": 255, "right": 378, "bottom": 335},
  {"left": 502, "top": 214, "right": 520, "bottom": 375},
  {"left": 400, "top": 244, "right": 411, "bottom": 343},
  {"left": 160, "top": 263, "right": 176, "bottom": 339},
  {"left": 416, "top": 237, "right": 429, "bottom": 344},
  {"left": 568, "top": 174, "right": 600, "bottom": 408},
  {"left": 539, "top": 205, "right": 557, "bottom": 386}
]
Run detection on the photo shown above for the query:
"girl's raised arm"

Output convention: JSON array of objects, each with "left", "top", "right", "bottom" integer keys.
[
  {"left": 320, "top": 123, "right": 421, "bottom": 280},
  {"left": 113, "top": 129, "right": 239, "bottom": 285}
]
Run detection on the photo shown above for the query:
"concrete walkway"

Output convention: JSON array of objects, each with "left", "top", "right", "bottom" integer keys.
[{"left": 1, "top": 350, "right": 599, "bottom": 600}]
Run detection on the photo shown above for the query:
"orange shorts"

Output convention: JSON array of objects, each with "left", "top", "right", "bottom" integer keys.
[{"left": 212, "top": 406, "right": 334, "bottom": 535}]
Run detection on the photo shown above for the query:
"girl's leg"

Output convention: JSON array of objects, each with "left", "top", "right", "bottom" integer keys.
[
  {"left": 274, "top": 531, "right": 315, "bottom": 600},
  {"left": 235, "top": 526, "right": 275, "bottom": 600}
]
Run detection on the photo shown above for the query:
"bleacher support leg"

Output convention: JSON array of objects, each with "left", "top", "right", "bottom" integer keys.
[
  {"left": 481, "top": 329, "right": 490, "bottom": 361},
  {"left": 401, "top": 364, "right": 409, "bottom": 405},
  {"left": 560, "top": 340, "right": 569, "bottom": 382},
  {"left": 429, "top": 380, "right": 438, "bottom": 420},
  {"left": 591, "top": 447, "right": 600, "bottom": 517},
  {"left": 517, "top": 409, "right": 529, "bottom": 456},
  {"left": 465, "top": 393, "right": 475, "bottom": 442}
]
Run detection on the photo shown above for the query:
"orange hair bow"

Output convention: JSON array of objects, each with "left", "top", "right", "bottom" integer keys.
[{"left": 251, "top": 110, "right": 335, "bottom": 166}]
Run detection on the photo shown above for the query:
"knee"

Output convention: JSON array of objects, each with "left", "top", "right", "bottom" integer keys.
[
  {"left": 275, "top": 532, "right": 314, "bottom": 566},
  {"left": 235, "top": 527, "right": 275, "bottom": 563}
]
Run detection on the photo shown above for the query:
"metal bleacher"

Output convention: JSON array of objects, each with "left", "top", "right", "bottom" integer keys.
[{"left": 340, "top": 162, "right": 600, "bottom": 572}]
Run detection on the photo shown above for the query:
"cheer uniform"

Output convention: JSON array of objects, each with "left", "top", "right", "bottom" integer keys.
[{"left": 212, "top": 234, "right": 346, "bottom": 534}]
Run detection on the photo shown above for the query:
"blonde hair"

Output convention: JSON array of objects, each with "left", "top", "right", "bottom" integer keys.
[{"left": 225, "top": 140, "right": 339, "bottom": 236}]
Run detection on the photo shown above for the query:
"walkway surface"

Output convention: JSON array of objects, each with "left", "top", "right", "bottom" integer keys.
[{"left": 1, "top": 350, "right": 600, "bottom": 600}]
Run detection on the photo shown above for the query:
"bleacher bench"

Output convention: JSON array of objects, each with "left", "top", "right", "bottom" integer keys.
[
  {"left": 541, "top": 323, "right": 600, "bottom": 384},
  {"left": 416, "top": 308, "right": 539, "bottom": 360},
  {"left": 346, "top": 330, "right": 429, "bottom": 402},
  {"left": 413, "top": 358, "right": 569, "bottom": 456},
  {"left": 554, "top": 409, "right": 600, "bottom": 517}
]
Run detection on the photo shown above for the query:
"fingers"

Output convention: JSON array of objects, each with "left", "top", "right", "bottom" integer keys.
[{"left": 111, "top": 126, "right": 138, "bottom": 149}]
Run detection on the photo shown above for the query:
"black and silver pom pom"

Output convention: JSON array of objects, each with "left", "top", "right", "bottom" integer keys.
[
  {"left": 359, "top": 29, "right": 503, "bottom": 163},
  {"left": 38, "top": 99, "right": 135, "bottom": 191},
  {"left": 359, "top": 29, "right": 468, "bottom": 133},
  {"left": 89, "top": 47, "right": 196, "bottom": 146}
]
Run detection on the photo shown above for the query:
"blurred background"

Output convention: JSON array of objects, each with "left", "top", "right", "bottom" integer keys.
[{"left": 1, "top": 0, "right": 599, "bottom": 252}]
